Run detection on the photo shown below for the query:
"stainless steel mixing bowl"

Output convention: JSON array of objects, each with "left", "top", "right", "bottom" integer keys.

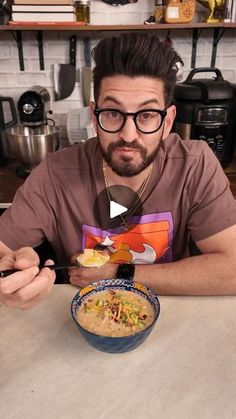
[{"left": 7, "top": 125, "right": 60, "bottom": 168}]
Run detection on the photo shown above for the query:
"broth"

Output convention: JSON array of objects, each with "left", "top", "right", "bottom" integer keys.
[{"left": 76, "top": 289, "right": 155, "bottom": 337}]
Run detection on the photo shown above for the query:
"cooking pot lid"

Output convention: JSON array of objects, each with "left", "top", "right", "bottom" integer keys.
[{"left": 174, "top": 78, "right": 234, "bottom": 101}]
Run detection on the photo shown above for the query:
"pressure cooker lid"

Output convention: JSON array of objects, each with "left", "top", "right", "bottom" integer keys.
[
  {"left": 174, "top": 79, "right": 234, "bottom": 101},
  {"left": 174, "top": 67, "right": 235, "bottom": 101},
  {"left": 174, "top": 83, "right": 202, "bottom": 100}
]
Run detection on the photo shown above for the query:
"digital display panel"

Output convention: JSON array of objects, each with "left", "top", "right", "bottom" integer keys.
[{"left": 197, "top": 108, "right": 227, "bottom": 123}]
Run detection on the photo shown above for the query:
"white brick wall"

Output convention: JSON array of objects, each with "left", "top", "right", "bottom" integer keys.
[{"left": 0, "top": 0, "right": 236, "bottom": 128}]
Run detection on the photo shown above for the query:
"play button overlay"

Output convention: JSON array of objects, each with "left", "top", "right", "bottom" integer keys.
[
  {"left": 110, "top": 201, "right": 127, "bottom": 219},
  {"left": 93, "top": 185, "right": 143, "bottom": 231}
]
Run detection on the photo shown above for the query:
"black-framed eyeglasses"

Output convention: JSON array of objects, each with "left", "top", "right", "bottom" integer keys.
[{"left": 94, "top": 108, "right": 167, "bottom": 134}]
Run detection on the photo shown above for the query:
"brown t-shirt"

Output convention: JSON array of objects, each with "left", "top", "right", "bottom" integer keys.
[{"left": 0, "top": 133, "right": 235, "bottom": 264}]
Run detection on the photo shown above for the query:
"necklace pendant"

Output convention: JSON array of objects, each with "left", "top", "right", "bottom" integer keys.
[{"left": 121, "top": 220, "right": 128, "bottom": 231}]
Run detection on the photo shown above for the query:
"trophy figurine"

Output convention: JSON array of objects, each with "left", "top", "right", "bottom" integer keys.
[{"left": 197, "top": 0, "right": 226, "bottom": 22}]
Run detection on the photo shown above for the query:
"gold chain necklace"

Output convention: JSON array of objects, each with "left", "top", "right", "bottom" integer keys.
[{"left": 103, "top": 160, "right": 153, "bottom": 231}]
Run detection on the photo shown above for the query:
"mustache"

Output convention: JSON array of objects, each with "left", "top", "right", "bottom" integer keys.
[{"left": 108, "top": 139, "right": 146, "bottom": 153}]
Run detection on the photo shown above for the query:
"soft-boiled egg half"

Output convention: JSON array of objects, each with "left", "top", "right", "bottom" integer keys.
[{"left": 77, "top": 249, "right": 110, "bottom": 268}]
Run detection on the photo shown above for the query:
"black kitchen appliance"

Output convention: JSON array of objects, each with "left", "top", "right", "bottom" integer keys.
[
  {"left": 173, "top": 68, "right": 236, "bottom": 168},
  {"left": 0, "top": 96, "right": 17, "bottom": 166},
  {"left": 17, "top": 85, "right": 52, "bottom": 127}
]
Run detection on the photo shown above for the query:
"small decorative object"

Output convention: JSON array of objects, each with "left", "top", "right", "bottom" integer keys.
[
  {"left": 164, "top": 0, "right": 196, "bottom": 23},
  {"left": 197, "top": 0, "right": 226, "bottom": 22},
  {"left": 154, "top": 0, "right": 166, "bottom": 23},
  {"left": 144, "top": 15, "right": 156, "bottom": 24}
]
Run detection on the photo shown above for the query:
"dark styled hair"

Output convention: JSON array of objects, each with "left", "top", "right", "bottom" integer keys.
[{"left": 92, "top": 32, "right": 183, "bottom": 107}]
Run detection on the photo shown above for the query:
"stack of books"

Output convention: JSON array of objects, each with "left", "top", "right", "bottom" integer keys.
[
  {"left": 11, "top": 0, "right": 77, "bottom": 23},
  {"left": 231, "top": 0, "right": 236, "bottom": 22},
  {"left": 224, "top": 0, "right": 236, "bottom": 22}
]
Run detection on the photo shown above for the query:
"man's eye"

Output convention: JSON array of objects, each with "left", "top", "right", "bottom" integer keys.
[
  {"left": 140, "top": 112, "right": 153, "bottom": 120},
  {"left": 105, "top": 110, "right": 120, "bottom": 119}
]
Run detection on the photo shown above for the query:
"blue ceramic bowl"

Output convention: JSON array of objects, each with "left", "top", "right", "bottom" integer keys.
[{"left": 71, "top": 278, "right": 160, "bottom": 353}]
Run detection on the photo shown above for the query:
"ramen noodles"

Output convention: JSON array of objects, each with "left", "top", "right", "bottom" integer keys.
[{"left": 76, "top": 289, "right": 155, "bottom": 337}]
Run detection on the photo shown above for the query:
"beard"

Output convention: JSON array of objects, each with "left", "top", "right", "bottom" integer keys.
[{"left": 99, "top": 138, "right": 162, "bottom": 177}]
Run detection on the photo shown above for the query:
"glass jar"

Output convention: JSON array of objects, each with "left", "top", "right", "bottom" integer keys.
[
  {"left": 75, "top": 0, "right": 90, "bottom": 24},
  {"left": 154, "top": 0, "right": 165, "bottom": 23}
]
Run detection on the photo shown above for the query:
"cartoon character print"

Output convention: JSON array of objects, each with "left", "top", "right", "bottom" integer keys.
[{"left": 81, "top": 212, "right": 173, "bottom": 264}]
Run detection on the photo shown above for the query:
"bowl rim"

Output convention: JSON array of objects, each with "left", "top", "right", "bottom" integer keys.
[
  {"left": 71, "top": 278, "right": 161, "bottom": 340},
  {"left": 7, "top": 125, "right": 60, "bottom": 137}
]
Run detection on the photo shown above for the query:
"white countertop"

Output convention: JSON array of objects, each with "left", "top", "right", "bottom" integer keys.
[{"left": 1, "top": 285, "right": 236, "bottom": 419}]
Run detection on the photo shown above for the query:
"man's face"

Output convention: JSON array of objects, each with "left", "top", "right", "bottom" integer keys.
[{"left": 91, "top": 75, "right": 176, "bottom": 177}]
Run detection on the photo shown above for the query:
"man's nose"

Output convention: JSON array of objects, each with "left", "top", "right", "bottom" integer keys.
[{"left": 119, "top": 116, "right": 138, "bottom": 143}]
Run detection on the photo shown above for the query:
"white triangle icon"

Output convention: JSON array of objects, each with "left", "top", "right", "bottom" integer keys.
[{"left": 110, "top": 201, "right": 128, "bottom": 219}]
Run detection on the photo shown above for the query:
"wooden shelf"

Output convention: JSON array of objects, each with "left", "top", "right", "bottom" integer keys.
[
  {"left": 1, "top": 22, "right": 235, "bottom": 74},
  {"left": 224, "top": 22, "right": 236, "bottom": 28},
  {"left": 0, "top": 22, "right": 232, "bottom": 32}
]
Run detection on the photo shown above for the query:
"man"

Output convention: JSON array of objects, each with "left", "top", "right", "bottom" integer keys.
[{"left": 1, "top": 32, "right": 236, "bottom": 310}]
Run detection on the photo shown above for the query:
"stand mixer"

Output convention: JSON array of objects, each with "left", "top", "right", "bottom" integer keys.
[{"left": 7, "top": 86, "right": 60, "bottom": 178}]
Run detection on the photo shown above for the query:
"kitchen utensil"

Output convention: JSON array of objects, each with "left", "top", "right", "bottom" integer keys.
[
  {"left": 0, "top": 243, "right": 110, "bottom": 277},
  {"left": 0, "top": 263, "right": 82, "bottom": 278},
  {"left": 81, "top": 37, "right": 92, "bottom": 106},
  {"left": 7, "top": 124, "right": 60, "bottom": 169},
  {"left": 0, "top": 96, "right": 18, "bottom": 166},
  {"left": 66, "top": 106, "right": 95, "bottom": 144},
  {"left": 53, "top": 35, "right": 77, "bottom": 101}
]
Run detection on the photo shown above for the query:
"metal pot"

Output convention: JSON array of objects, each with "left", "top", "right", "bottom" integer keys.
[{"left": 7, "top": 125, "right": 60, "bottom": 168}]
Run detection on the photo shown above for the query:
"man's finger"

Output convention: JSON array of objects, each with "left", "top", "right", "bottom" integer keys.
[
  {"left": 3, "top": 268, "right": 55, "bottom": 308},
  {"left": 1, "top": 266, "right": 40, "bottom": 294},
  {"left": 14, "top": 247, "right": 40, "bottom": 270},
  {"left": 0, "top": 253, "right": 17, "bottom": 270}
]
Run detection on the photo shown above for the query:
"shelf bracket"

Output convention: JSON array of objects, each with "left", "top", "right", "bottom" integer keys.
[
  {"left": 34, "top": 30, "right": 45, "bottom": 71},
  {"left": 10, "top": 30, "right": 24, "bottom": 71},
  {"left": 191, "top": 28, "right": 202, "bottom": 69},
  {"left": 211, "top": 27, "right": 225, "bottom": 68}
]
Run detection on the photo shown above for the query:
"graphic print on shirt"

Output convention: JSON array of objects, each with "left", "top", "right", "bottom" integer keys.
[{"left": 81, "top": 212, "right": 173, "bottom": 263}]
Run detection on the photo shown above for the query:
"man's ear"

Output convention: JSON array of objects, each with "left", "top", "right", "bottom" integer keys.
[
  {"left": 162, "top": 105, "right": 176, "bottom": 139},
  {"left": 90, "top": 101, "right": 98, "bottom": 134}
]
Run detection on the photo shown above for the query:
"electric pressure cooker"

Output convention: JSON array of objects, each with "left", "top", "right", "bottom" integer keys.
[{"left": 173, "top": 67, "right": 236, "bottom": 168}]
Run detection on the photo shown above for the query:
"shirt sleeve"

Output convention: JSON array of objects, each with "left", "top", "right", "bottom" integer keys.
[
  {"left": 0, "top": 157, "right": 57, "bottom": 250},
  {"left": 186, "top": 142, "right": 236, "bottom": 242}
]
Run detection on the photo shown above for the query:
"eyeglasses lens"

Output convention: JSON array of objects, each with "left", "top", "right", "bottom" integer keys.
[
  {"left": 99, "top": 110, "right": 123, "bottom": 132},
  {"left": 98, "top": 110, "right": 164, "bottom": 133},
  {"left": 136, "top": 111, "right": 162, "bottom": 132}
]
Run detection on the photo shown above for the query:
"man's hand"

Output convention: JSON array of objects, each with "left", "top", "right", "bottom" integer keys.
[{"left": 0, "top": 247, "right": 56, "bottom": 309}]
